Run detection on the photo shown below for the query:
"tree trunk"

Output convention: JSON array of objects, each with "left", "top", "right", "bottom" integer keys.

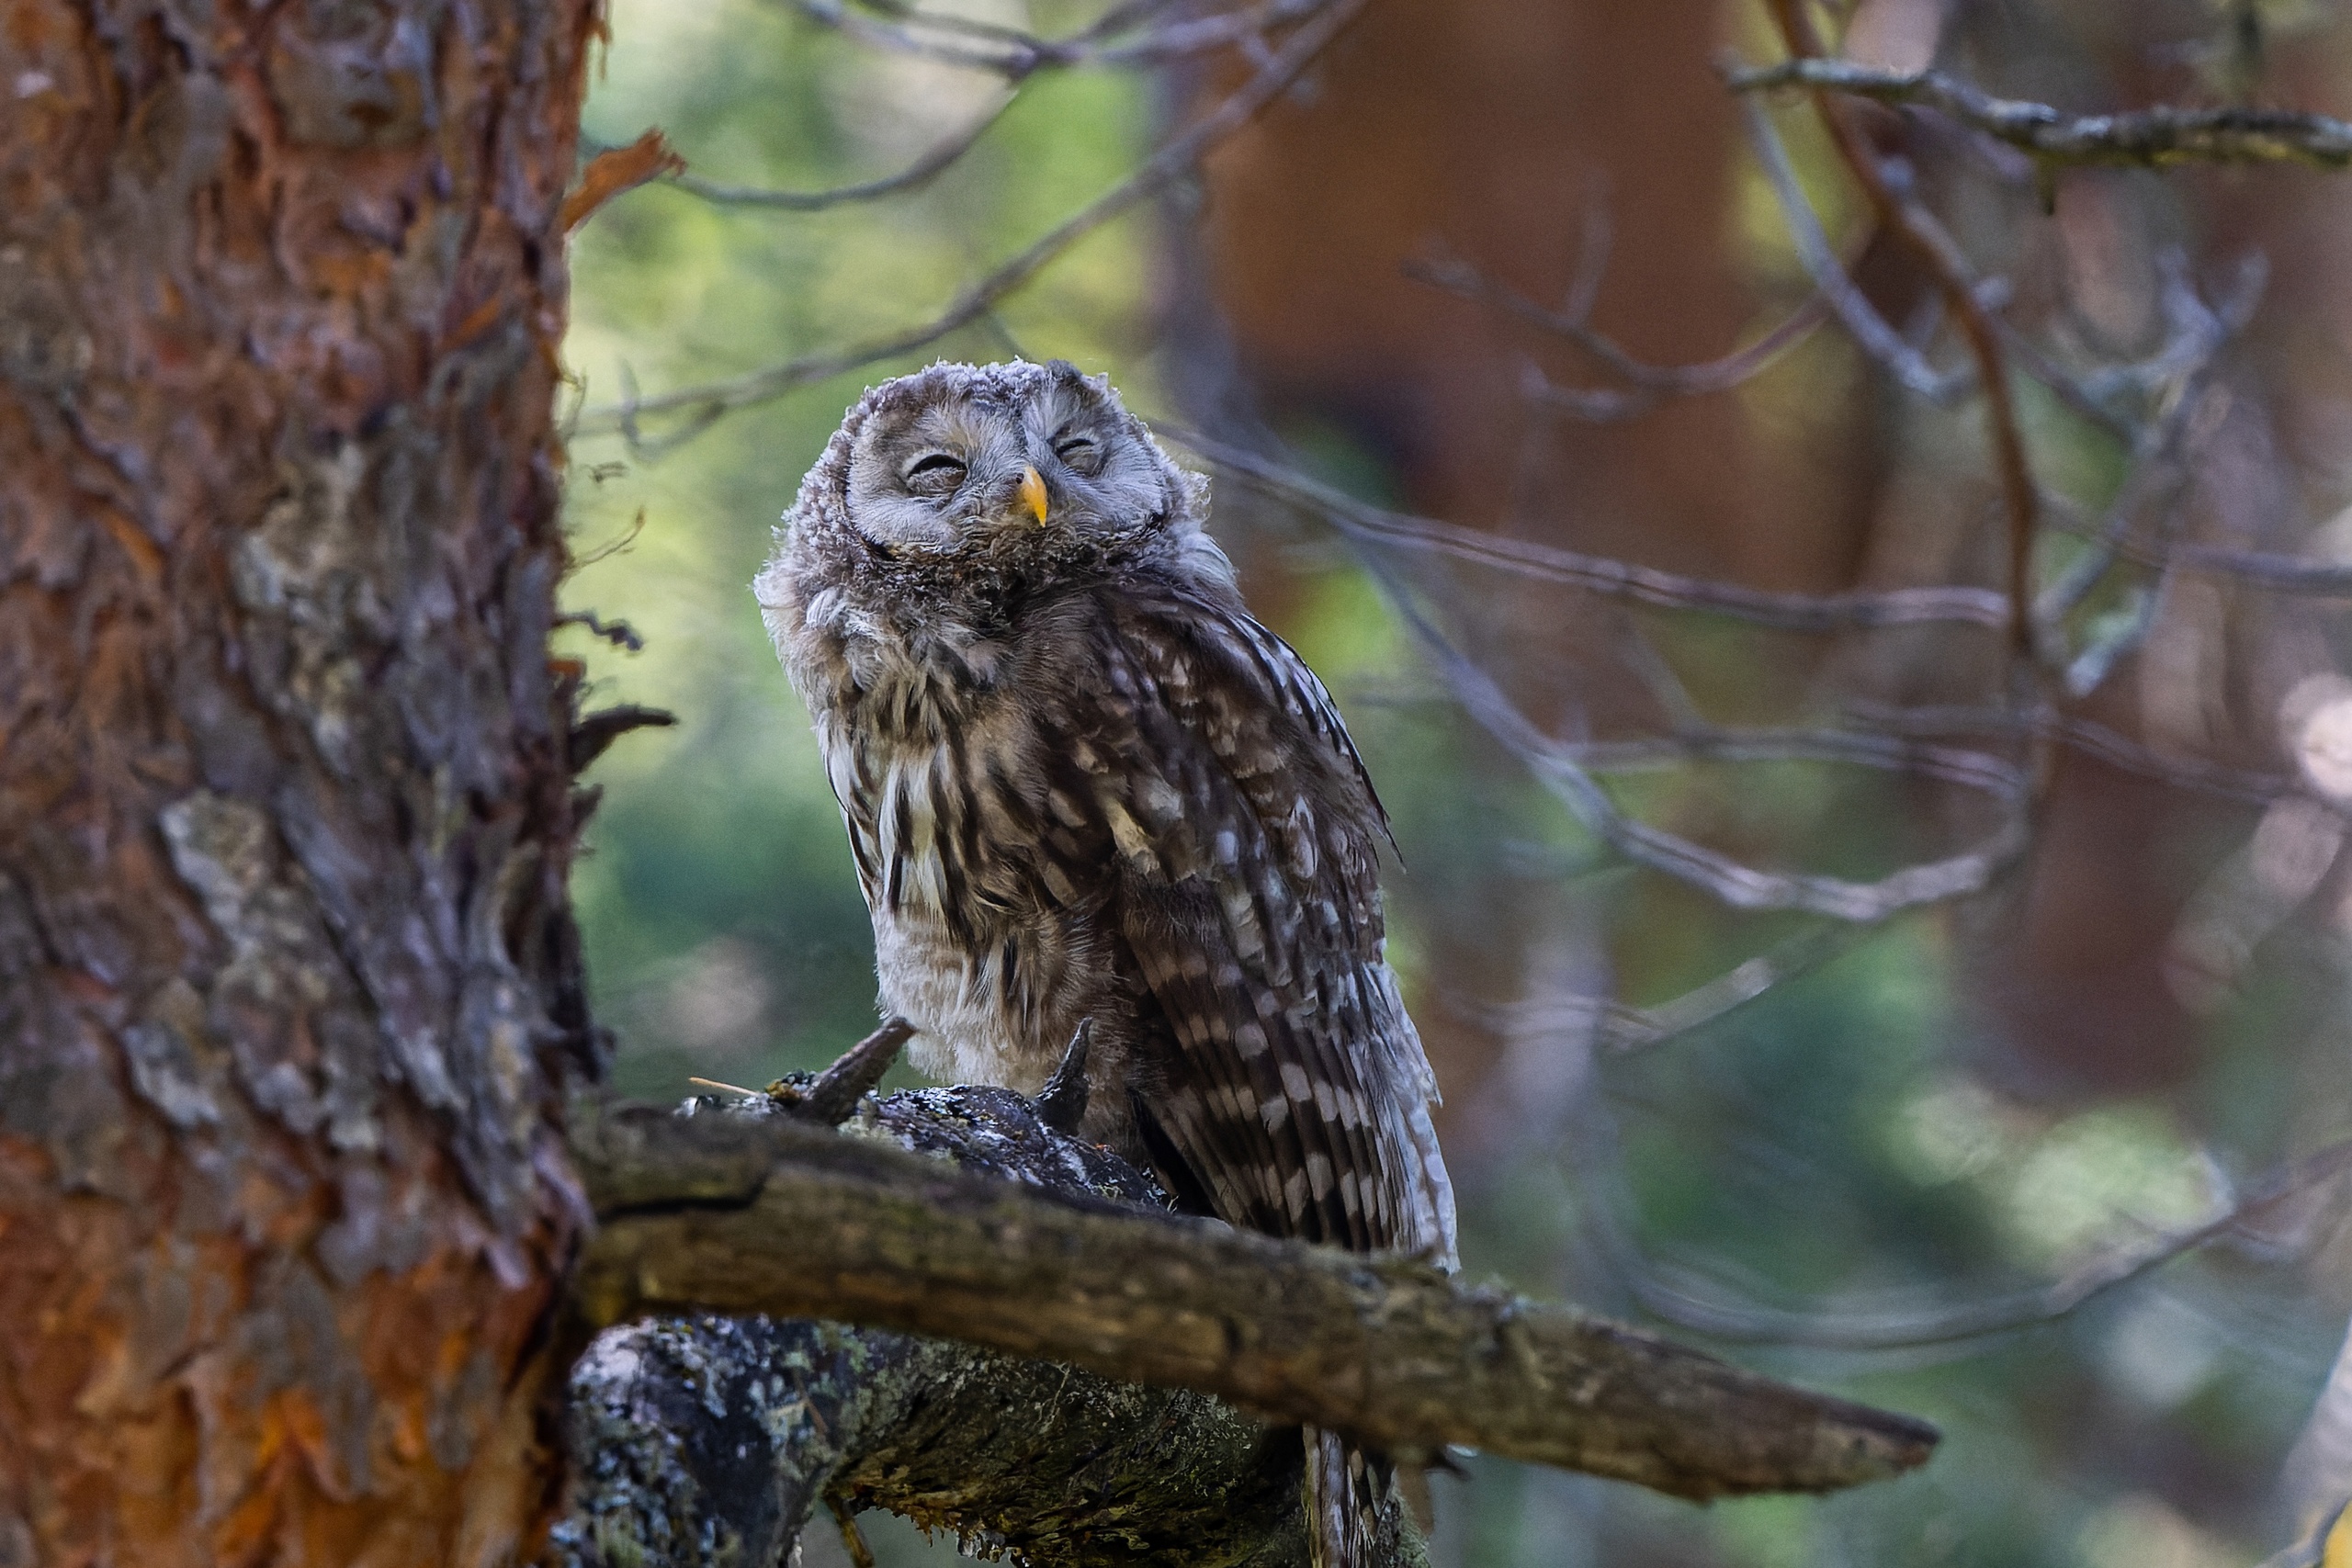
[{"left": 0, "top": 1, "right": 600, "bottom": 1562}]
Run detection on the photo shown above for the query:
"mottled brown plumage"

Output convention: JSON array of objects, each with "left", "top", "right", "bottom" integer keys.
[{"left": 757, "top": 360, "right": 1454, "bottom": 1565}]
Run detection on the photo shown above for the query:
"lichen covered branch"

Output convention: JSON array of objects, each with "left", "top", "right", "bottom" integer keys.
[{"left": 1731, "top": 58, "right": 2352, "bottom": 171}]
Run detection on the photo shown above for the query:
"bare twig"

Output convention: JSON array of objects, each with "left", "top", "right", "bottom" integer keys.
[
  {"left": 567, "top": 705, "right": 679, "bottom": 773},
  {"left": 1406, "top": 252, "right": 1833, "bottom": 423},
  {"left": 1161, "top": 428, "right": 2032, "bottom": 919},
  {"left": 565, "top": 130, "right": 688, "bottom": 233},
  {"left": 1849, "top": 699, "right": 2315, "bottom": 810},
  {"left": 1730, "top": 58, "right": 2352, "bottom": 171},
  {"left": 1479, "top": 920, "right": 1883, "bottom": 1058},
  {"left": 2153, "top": 540, "right": 2352, "bottom": 597},
  {"left": 2042, "top": 509, "right": 2352, "bottom": 600},
  {"left": 1597, "top": 921, "right": 1880, "bottom": 1053},
  {"left": 799, "top": 0, "right": 1329, "bottom": 73},
  {"left": 2033, "top": 254, "right": 2260, "bottom": 693},
  {"left": 1394, "top": 582, "right": 2031, "bottom": 920},
  {"left": 1736, "top": 96, "right": 1971, "bottom": 405},
  {"left": 570, "top": 1097, "right": 1941, "bottom": 1496},
  {"left": 1162, "top": 426, "right": 2012, "bottom": 633},
  {"left": 1603, "top": 1134, "right": 2352, "bottom": 1350},
  {"left": 575, "top": 0, "right": 1366, "bottom": 453},
  {"left": 555, "top": 608, "right": 644, "bottom": 651},
  {"left": 1556, "top": 724, "right": 2025, "bottom": 796},
  {"left": 609, "top": 96, "right": 1016, "bottom": 211},
  {"left": 1750, "top": 14, "right": 2043, "bottom": 658}
]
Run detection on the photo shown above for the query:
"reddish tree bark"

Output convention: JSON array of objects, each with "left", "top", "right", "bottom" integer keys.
[{"left": 0, "top": 1, "right": 599, "bottom": 1562}]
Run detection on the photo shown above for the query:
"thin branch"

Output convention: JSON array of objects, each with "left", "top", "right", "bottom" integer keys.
[
  {"left": 2054, "top": 714, "right": 2315, "bottom": 809},
  {"left": 1597, "top": 921, "right": 1880, "bottom": 1053},
  {"left": 575, "top": 0, "right": 1365, "bottom": 453},
  {"left": 1389, "top": 579, "right": 2031, "bottom": 920},
  {"left": 775, "top": 1016, "right": 914, "bottom": 1125},
  {"left": 1163, "top": 429, "right": 2033, "bottom": 919},
  {"left": 612, "top": 96, "right": 1017, "bottom": 211},
  {"left": 1162, "top": 426, "right": 2013, "bottom": 633},
  {"left": 567, "top": 705, "right": 678, "bottom": 773},
  {"left": 1405, "top": 252, "right": 1834, "bottom": 423},
  {"left": 1603, "top": 1134, "right": 2352, "bottom": 1351},
  {"left": 2155, "top": 539, "right": 2352, "bottom": 597},
  {"left": 1851, "top": 699, "right": 2316, "bottom": 810},
  {"left": 2041, "top": 520, "right": 2352, "bottom": 600},
  {"left": 1749, "top": 17, "right": 2044, "bottom": 659},
  {"left": 1995, "top": 249, "right": 2262, "bottom": 443},
  {"left": 1557, "top": 723, "right": 2027, "bottom": 796},
  {"left": 1480, "top": 920, "right": 1883, "bottom": 1057},
  {"left": 1736, "top": 95, "right": 1972, "bottom": 406},
  {"left": 799, "top": 0, "right": 1329, "bottom": 72},
  {"left": 569, "top": 1097, "right": 1941, "bottom": 1498},
  {"left": 1730, "top": 58, "right": 2352, "bottom": 171},
  {"left": 2033, "top": 254, "right": 2260, "bottom": 694}
]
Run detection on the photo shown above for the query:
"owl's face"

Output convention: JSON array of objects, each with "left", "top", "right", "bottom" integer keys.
[{"left": 838, "top": 360, "right": 1183, "bottom": 556}]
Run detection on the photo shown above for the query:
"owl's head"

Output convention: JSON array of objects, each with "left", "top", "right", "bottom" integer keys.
[{"left": 779, "top": 360, "right": 1221, "bottom": 589}]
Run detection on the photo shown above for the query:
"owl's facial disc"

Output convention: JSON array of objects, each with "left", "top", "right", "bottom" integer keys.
[{"left": 841, "top": 363, "right": 1177, "bottom": 556}]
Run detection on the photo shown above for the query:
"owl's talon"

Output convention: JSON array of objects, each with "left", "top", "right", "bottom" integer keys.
[{"left": 1035, "top": 1019, "right": 1093, "bottom": 1134}]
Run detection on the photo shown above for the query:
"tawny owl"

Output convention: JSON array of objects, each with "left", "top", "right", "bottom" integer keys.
[{"left": 756, "top": 359, "right": 1456, "bottom": 1566}]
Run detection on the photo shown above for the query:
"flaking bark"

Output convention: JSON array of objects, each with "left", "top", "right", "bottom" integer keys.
[{"left": 0, "top": 2, "right": 599, "bottom": 1561}]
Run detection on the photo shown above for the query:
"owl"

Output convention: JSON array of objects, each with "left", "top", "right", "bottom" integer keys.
[{"left": 756, "top": 359, "right": 1456, "bottom": 1566}]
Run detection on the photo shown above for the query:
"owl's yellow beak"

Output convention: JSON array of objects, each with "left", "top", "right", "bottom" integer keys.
[{"left": 1018, "top": 464, "right": 1049, "bottom": 525}]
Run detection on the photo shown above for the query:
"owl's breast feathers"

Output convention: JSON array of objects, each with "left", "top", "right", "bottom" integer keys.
[{"left": 787, "top": 567, "right": 1454, "bottom": 1262}]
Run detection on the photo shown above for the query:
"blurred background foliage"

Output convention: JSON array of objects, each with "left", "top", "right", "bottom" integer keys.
[{"left": 560, "top": 0, "right": 2352, "bottom": 1563}]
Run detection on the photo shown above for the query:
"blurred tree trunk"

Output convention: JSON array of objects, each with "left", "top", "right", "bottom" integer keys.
[
  {"left": 1171, "top": 0, "right": 1866, "bottom": 1165},
  {"left": 0, "top": 2, "right": 600, "bottom": 1562}
]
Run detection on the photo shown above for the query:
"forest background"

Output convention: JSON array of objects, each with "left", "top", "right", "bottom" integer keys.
[{"left": 560, "top": 1, "right": 2352, "bottom": 1564}]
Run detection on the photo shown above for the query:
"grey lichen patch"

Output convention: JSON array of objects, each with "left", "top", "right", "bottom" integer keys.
[
  {"left": 555, "top": 1314, "right": 865, "bottom": 1568},
  {"left": 234, "top": 440, "right": 387, "bottom": 781},
  {"left": 159, "top": 790, "right": 372, "bottom": 1142},
  {"left": 119, "top": 978, "right": 224, "bottom": 1129}
]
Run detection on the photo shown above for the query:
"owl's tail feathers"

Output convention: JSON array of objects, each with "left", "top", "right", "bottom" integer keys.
[{"left": 1305, "top": 1427, "right": 1401, "bottom": 1568}]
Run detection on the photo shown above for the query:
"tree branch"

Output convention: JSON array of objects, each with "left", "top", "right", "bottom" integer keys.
[
  {"left": 1751, "top": 17, "right": 2042, "bottom": 659},
  {"left": 557, "top": 1087, "right": 1329, "bottom": 1567},
  {"left": 1596, "top": 1133, "right": 2352, "bottom": 1351},
  {"left": 1160, "top": 426, "right": 2012, "bottom": 633},
  {"left": 1403, "top": 251, "right": 1834, "bottom": 423},
  {"left": 1160, "top": 428, "right": 2033, "bottom": 922},
  {"left": 582, "top": 96, "right": 1016, "bottom": 211},
  {"left": 1730, "top": 58, "right": 2352, "bottom": 171},
  {"left": 572, "top": 0, "right": 1365, "bottom": 454},
  {"left": 565, "top": 1090, "right": 1939, "bottom": 1504}
]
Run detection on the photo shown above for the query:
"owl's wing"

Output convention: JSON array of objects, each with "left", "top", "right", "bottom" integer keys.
[{"left": 1060, "top": 583, "right": 1451, "bottom": 1257}]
